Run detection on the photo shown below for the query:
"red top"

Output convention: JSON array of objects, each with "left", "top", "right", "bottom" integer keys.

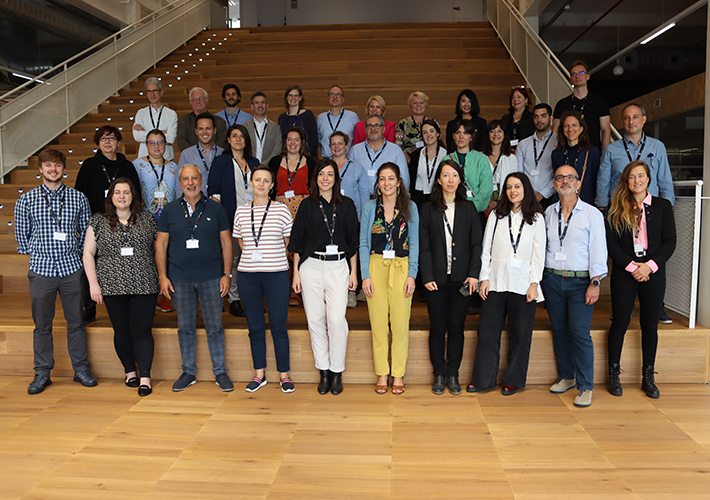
[
  {"left": 276, "top": 161, "right": 310, "bottom": 196},
  {"left": 353, "top": 119, "right": 396, "bottom": 145}
]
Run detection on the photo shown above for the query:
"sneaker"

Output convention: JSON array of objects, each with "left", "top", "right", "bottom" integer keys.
[
  {"left": 229, "top": 301, "right": 244, "bottom": 317},
  {"left": 550, "top": 378, "right": 576, "bottom": 393},
  {"left": 245, "top": 376, "right": 267, "bottom": 393},
  {"left": 280, "top": 377, "right": 295, "bottom": 393},
  {"left": 347, "top": 290, "right": 357, "bottom": 308},
  {"left": 574, "top": 389, "right": 593, "bottom": 407},
  {"left": 156, "top": 298, "right": 173, "bottom": 313},
  {"left": 28, "top": 374, "right": 52, "bottom": 395},
  {"left": 73, "top": 370, "right": 98, "bottom": 387},
  {"left": 356, "top": 289, "right": 367, "bottom": 302},
  {"left": 172, "top": 373, "right": 196, "bottom": 392},
  {"left": 659, "top": 309, "right": 673, "bottom": 324},
  {"left": 215, "top": 373, "right": 234, "bottom": 392}
]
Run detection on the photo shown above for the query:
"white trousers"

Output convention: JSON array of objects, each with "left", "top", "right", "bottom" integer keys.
[{"left": 299, "top": 257, "right": 350, "bottom": 372}]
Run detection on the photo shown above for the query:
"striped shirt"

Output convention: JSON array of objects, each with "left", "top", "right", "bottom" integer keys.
[
  {"left": 14, "top": 183, "right": 90, "bottom": 277},
  {"left": 233, "top": 201, "right": 292, "bottom": 272}
]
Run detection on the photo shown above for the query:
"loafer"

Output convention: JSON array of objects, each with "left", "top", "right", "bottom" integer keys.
[
  {"left": 73, "top": 370, "right": 98, "bottom": 387},
  {"left": 330, "top": 372, "right": 343, "bottom": 395},
  {"left": 317, "top": 370, "right": 330, "bottom": 395},
  {"left": 280, "top": 377, "right": 295, "bottom": 393},
  {"left": 125, "top": 376, "right": 139, "bottom": 388},
  {"left": 245, "top": 376, "right": 267, "bottom": 393},
  {"left": 215, "top": 373, "right": 234, "bottom": 392},
  {"left": 466, "top": 382, "right": 482, "bottom": 393},
  {"left": 28, "top": 374, "right": 52, "bottom": 395},
  {"left": 550, "top": 378, "right": 576, "bottom": 393},
  {"left": 447, "top": 376, "right": 462, "bottom": 395},
  {"left": 138, "top": 385, "right": 152, "bottom": 397},
  {"left": 229, "top": 301, "right": 244, "bottom": 317},
  {"left": 172, "top": 373, "right": 196, "bottom": 392},
  {"left": 574, "top": 389, "right": 592, "bottom": 407},
  {"left": 501, "top": 385, "right": 517, "bottom": 396},
  {"left": 431, "top": 375, "right": 446, "bottom": 395}
]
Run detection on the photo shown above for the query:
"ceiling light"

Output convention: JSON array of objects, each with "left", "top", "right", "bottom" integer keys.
[{"left": 641, "top": 23, "right": 676, "bottom": 45}]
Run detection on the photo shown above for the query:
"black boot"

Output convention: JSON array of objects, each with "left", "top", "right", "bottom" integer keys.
[
  {"left": 608, "top": 363, "right": 623, "bottom": 396},
  {"left": 431, "top": 375, "right": 446, "bottom": 395},
  {"left": 642, "top": 366, "right": 660, "bottom": 399},
  {"left": 317, "top": 370, "right": 330, "bottom": 395},
  {"left": 330, "top": 372, "right": 343, "bottom": 395},
  {"left": 447, "top": 376, "right": 462, "bottom": 395}
]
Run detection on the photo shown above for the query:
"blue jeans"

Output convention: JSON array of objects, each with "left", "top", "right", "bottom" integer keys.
[
  {"left": 172, "top": 278, "right": 226, "bottom": 376},
  {"left": 542, "top": 271, "right": 595, "bottom": 390},
  {"left": 237, "top": 271, "right": 290, "bottom": 373}
]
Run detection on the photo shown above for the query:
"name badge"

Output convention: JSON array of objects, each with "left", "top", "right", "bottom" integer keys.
[
  {"left": 510, "top": 258, "right": 522, "bottom": 268},
  {"left": 53, "top": 231, "right": 67, "bottom": 241},
  {"left": 284, "top": 190, "right": 295, "bottom": 199},
  {"left": 251, "top": 251, "right": 263, "bottom": 261},
  {"left": 383, "top": 249, "right": 396, "bottom": 260},
  {"left": 244, "top": 192, "right": 254, "bottom": 202},
  {"left": 154, "top": 191, "right": 165, "bottom": 199},
  {"left": 186, "top": 238, "right": 199, "bottom": 249},
  {"left": 415, "top": 140, "right": 425, "bottom": 148},
  {"left": 510, "top": 139, "right": 519, "bottom": 147},
  {"left": 555, "top": 252, "right": 567, "bottom": 261},
  {"left": 104, "top": 189, "right": 109, "bottom": 197},
  {"left": 367, "top": 169, "right": 376, "bottom": 177},
  {"left": 340, "top": 189, "right": 345, "bottom": 196},
  {"left": 466, "top": 190, "right": 473, "bottom": 198},
  {"left": 530, "top": 169, "right": 540, "bottom": 176},
  {"left": 121, "top": 247, "right": 134, "bottom": 256},
  {"left": 634, "top": 243, "right": 645, "bottom": 254},
  {"left": 325, "top": 244, "right": 339, "bottom": 255}
]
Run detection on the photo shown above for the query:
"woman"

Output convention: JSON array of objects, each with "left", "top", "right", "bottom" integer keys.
[
  {"left": 359, "top": 162, "right": 419, "bottom": 395},
  {"left": 289, "top": 159, "right": 359, "bottom": 395},
  {"left": 83, "top": 178, "right": 159, "bottom": 397},
  {"left": 446, "top": 89, "right": 487, "bottom": 153},
  {"left": 419, "top": 159, "right": 482, "bottom": 395},
  {"left": 481, "top": 120, "right": 518, "bottom": 217},
  {"left": 233, "top": 165, "right": 296, "bottom": 394},
  {"left": 208, "top": 124, "right": 260, "bottom": 316},
  {"left": 467, "top": 172, "right": 545, "bottom": 395},
  {"left": 606, "top": 160, "right": 676, "bottom": 399},
  {"left": 395, "top": 91, "right": 438, "bottom": 156},
  {"left": 133, "top": 129, "right": 179, "bottom": 220},
  {"left": 277, "top": 85, "right": 318, "bottom": 158},
  {"left": 500, "top": 86, "right": 535, "bottom": 148},
  {"left": 353, "top": 95, "right": 396, "bottom": 145},
  {"left": 330, "top": 131, "right": 369, "bottom": 219},
  {"left": 408, "top": 119, "right": 448, "bottom": 208},
  {"left": 551, "top": 111, "right": 600, "bottom": 205}
]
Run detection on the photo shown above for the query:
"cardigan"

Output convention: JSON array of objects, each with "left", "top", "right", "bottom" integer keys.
[{"left": 441, "top": 150, "right": 493, "bottom": 212}]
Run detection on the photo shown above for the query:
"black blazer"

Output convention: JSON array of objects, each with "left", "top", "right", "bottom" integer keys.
[
  {"left": 419, "top": 201, "right": 483, "bottom": 285},
  {"left": 606, "top": 196, "right": 676, "bottom": 270}
]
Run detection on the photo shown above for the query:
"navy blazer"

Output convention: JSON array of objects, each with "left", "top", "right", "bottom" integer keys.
[{"left": 207, "top": 152, "right": 260, "bottom": 222}]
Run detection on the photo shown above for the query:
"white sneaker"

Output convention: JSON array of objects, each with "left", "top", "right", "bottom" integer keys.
[
  {"left": 550, "top": 378, "right": 576, "bottom": 393},
  {"left": 347, "top": 290, "right": 357, "bottom": 308},
  {"left": 574, "top": 390, "right": 592, "bottom": 407},
  {"left": 356, "top": 289, "right": 367, "bottom": 302}
]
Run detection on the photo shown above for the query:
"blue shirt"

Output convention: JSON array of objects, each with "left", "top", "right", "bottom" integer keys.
[
  {"left": 515, "top": 130, "right": 557, "bottom": 199},
  {"left": 317, "top": 109, "right": 359, "bottom": 158},
  {"left": 14, "top": 183, "right": 90, "bottom": 277},
  {"left": 133, "top": 157, "right": 179, "bottom": 219},
  {"left": 338, "top": 159, "right": 370, "bottom": 220},
  {"left": 349, "top": 140, "right": 410, "bottom": 194},
  {"left": 544, "top": 198, "right": 608, "bottom": 279},
  {"left": 176, "top": 143, "right": 224, "bottom": 197},
  {"left": 215, "top": 107, "right": 252, "bottom": 127},
  {"left": 595, "top": 133, "right": 675, "bottom": 207}
]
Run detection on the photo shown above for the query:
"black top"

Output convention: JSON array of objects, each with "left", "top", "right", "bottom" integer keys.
[
  {"left": 288, "top": 195, "right": 359, "bottom": 268},
  {"left": 446, "top": 115, "right": 487, "bottom": 153},
  {"left": 75, "top": 152, "right": 142, "bottom": 214},
  {"left": 553, "top": 92, "right": 610, "bottom": 149},
  {"left": 370, "top": 202, "right": 409, "bottom": 257},
  {"left": 266, "top": 155, "right": 316, "bottom": 200},
  {"left": 550, "top": 145, "right": 600, "bottom": 206},
  {"left": 500, "top": 109, "right": 535, "bottom": 145}
]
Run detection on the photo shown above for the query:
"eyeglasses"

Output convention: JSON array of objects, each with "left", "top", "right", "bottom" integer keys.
[
  {"left": 555, "top": 174, "right": 579, "bottom": 182},
  {"left": 511, "top": 85, "right": 526, "bottom": 89},
  {"left": 147, "top": 140, "right": 165, "bottom": 146},
  {"left": 365, "top": 124, "right": 383, "bottom": 129},
  {"left": 570, "top": 71, "right": 587, "bottom": 77},
  {"left": 190, "top": 97, "right": 206, "bottom": 103},
  {"left": 328, "top": 93, "right": 343, "bottom": 98},
  {"left": 146, "top": 89, "right": 161, "bottom": 94},
  {"left": 99, "top": 136, "right": 117, "bottom": 142}
]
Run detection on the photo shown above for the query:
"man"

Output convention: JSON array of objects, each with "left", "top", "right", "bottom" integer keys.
[
  {"left": 133, "top": 77, "right": 178, "bottom": 160},
  {"left": 215, "top": 83, "right": 252, "bottom": 128},
  {"left": 156, "top": 164, "right": 234, "bottom": 392},
  {"left": 176, "top": 87, "right": 227, "bottom": 151},
  {"left": 543, "top": 165, "right": 607, "bottom": 407},
  {"left": 553, "top": 60, "right": 611, "bottom": 150},
  {"left": 317, "top": 85, "right": 359, "bottom": 158},
  {"left": 243, "top": 91, "right": 282, "bottom": 163},
  {"left": 350, "top": 114, "right": 410, "bottom": 193},
  {"left": 515, "top": 103, "right": 557, "bottom": 209},
  {"left": 14, "top": 149, "right": 98, "bottom": 394},
  {"left": 177, "top": 113, "right": 224, "bottom": 196}
]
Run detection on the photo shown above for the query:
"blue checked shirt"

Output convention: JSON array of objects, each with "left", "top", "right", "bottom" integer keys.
[{"left": 14, "top": 183, "right": 90, "bottom": 277}]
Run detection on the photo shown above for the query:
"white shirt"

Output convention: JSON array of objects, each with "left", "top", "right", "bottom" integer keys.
[
  {"left": 489, "top": 154, "right": 518, "bottom": 198},
  {"left": 132, "top": 105, "right": 178, "bottom": 160},
  {"left": 415, "top": 146, "right": 447, "bottom": 194},
  {"left": 253, "top": 117, "right": 268, "bottom": 162},
  {"left": 444, "top": 202, "right": 455, "bottom": 274}
]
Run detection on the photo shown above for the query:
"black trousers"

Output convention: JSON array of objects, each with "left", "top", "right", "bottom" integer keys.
[
  {"left": 425, "top": 276, "right": 470, "bottom": 377},
  {"left": 103, "top": 294, "right": 158, "bottom": 377},
  {"left": 607, "top": 265, "right": 665, "bottom": 367},
  {"left": 471, "top": 291, "right": 536, "bottom": 389}
]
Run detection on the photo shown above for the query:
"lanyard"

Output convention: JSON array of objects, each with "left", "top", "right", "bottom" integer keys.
[
  {"left": 118, "top": 219, "right": 132, "bottom": 247},
  {"left": 40, "top": 185, "right": 65, "bottom": 231},
  {"left": 327, "top": 111, "right": 344, "bottom": 132},
  {"left": 508, "top": 213, "right": 524, "bottom": 255},
  {"left": 563, "top": 146, "right": 581, "bottom": 169},
  {"left": 181, "top": 197, "right": 204, "bottom": 239},
  {"left": 340, "top": 160, "right": 351, "bottom": 179},
  {"left": 424, "top": 148, "right": 439, "bottom": 186},
  {"left": 623, "top": 134, "right": 646, "bottom": 163},
  {"left": 250, "top": 199, "right": 271, "bottom": 248},
  {"left": 225, "top": 108, "right": 240, "bottom": 127},
  {"left": 149, "top": 106, "right": 163, "bottom": 129},
  {"left": 148, "top": 157, "right": 165, "bottom": 184},
  {"left": 318, "top": 200, "right": 337, "bottom": 244},
  {"left": 572, "top": 96, "right": 587, "bottom": 118},
  {"left": 532, "top": 133, "right": 552, "bottom": 167},
  {"left": 254, "top": 119, "right": 266, "bottom": 147},
  {"left": 443, "top": 208, "right": 454, "bottom": 239},
  {"left": 558, "top": 209, "right": 573, "bottom": 247},
  {"left": 286, "top": 156, "right": 303, "bottom": 188},
  {"left": 233, "top": 158, "right": 250, "bottom": 189},
  {"left": 382, "top": 203, "right": 399, "bottom": 250},
  {"left": 366, "top": 142, "right": 386, "bottom": 167},
  {"left": 100, "top": 163, "right": 118, "bottom": 185},
  {"left": 196, "top": 146, "right": 212, "bottom": 174},
  {"left": 490, "top": 154, "right": 501, "bottom": 178},
  {"left": 410, "top": 115, "right": 423, "bottom": 136}
]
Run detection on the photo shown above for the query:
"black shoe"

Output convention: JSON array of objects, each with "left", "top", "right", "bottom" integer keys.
[
  {"left": 467, "top": 304, "right": 481, "bottom": 316},
  {"left": 83, "top": 305, "right": 96, "bottom": 323},
  {"left": 229, "top": 301, "right": 245, "bottom": 317},
  {"left": 608, "top": 363, "right": 623, "bottom": 396},
  {"left": 431, "top": 375, "right": 446, "bottom": 395},
  {"left": 466, "top": 382, "right": 483, "bottom": 393},
  {"left": 215, "top": 373, "right": 234, "bottom": 392},
  {"left": 317, "top": 370, "right": 330, "bottom": 395},
  {"left": 172, "top": 372, "right": 196, "bottom": 392},
  {"left": 73, "top": 370, "right": 98, "bottom": 387},
  {"left": 330, "top": 372, "right": 343, "bottom": 395},
  {"left": 447, "top": 376, "right": 462, "bottom": 395},
  {"left": 659, "top": 308, "right": 673, "bottom": 324},
  {"left": 642, "top": 365, "right": 660, "bottom": 399},
  {"left": 125, "top": 376, "right": 139, "bottom": 388},
  {"left": 138, "top": 385, "right": 152, "bottom": 397},
  {"left": 501, "top": 385, "right": 517, "bottom": 396},
  {"left": 28, "top": 374, "right": 52, "bottom": 395}
]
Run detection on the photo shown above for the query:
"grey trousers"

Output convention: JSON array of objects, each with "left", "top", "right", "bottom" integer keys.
[
  {"left": 28, "top": 269, "right": 90, "bottom": 376},
  {"left": 228, "top": 236, "right": 242, "bottom": 303}
]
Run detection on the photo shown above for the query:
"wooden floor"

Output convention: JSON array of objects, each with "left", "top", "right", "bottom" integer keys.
[{"left": 2, "top": 375, "right": 710, "bottom": 500}]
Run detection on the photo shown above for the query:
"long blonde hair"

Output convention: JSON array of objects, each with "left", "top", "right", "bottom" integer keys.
[{"left": 607, "top": 160, "right": 651, "bottom": 235}]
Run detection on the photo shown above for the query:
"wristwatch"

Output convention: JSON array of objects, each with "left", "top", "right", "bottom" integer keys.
[
  {"left": 591, "top": 278, "right": 601, "bottom": 287},
  {"left": 224, "top": 273, "right": 233, "bottom": 278}
]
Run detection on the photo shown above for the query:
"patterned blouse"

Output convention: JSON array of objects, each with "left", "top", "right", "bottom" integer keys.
[
  {"left": 395, "top": 116, "right": 439, "bottom": 154},
  {"left": 370, "top": 202, "right": 409, "bottom": 257},
  {"left": 89, "top": 211, "right": 159, "bottom": 296}
]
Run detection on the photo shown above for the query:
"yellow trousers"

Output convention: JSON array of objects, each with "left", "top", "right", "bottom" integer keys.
[{"left": 366, "top": 254, "right": 412, "bottom": 377}]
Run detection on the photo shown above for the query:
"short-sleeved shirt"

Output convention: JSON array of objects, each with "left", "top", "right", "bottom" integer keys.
[
  {"left": 370, "top": 202, "right": 410, "bottom": 257},
  {"left": 157, "top": 195, "right": 230, "bottom": 282},
  {"left": 233, "top": 201, "right": 293, "bottom": 273},
  {"left": 553, "top": 93, "right": 609, "bottom": 149},
  {"left": 89, "top": 211, "right": 159, "bottom": 295}
]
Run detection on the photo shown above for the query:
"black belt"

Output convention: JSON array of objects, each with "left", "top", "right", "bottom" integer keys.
[
  {"left": 545, "top": 268, "right": 590, "bottom": 278},
  {"left": 313, "top": 252, "right": 347, "bottom": 261}
]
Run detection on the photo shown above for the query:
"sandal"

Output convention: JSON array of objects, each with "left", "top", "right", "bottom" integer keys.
[
  {"left": 392, "top": 377, "right": 405, "bottom": 395},
  {"left": 289, "top": 292, "right": 301, "bottom": 307},
  {"left": 375, "top": 376, "right": 388, "bottom": 395}
]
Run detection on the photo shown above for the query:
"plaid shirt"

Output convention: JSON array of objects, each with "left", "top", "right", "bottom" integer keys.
[{"left": 14, "top": 183, "right": 90, "bottom": 277}]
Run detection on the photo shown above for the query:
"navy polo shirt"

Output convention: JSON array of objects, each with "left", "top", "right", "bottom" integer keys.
[{"left": 158, "top": 195, "right": 230, "bottom": 283}]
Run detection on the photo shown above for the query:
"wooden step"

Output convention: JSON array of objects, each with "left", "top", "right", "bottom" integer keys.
[{"left": 0, "top": 255, "right": 29, "bottom": 293}]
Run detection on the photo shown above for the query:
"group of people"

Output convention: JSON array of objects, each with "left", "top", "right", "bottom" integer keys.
[{"left": 15, "top": 61, "right": 677, "bottom": 406}]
